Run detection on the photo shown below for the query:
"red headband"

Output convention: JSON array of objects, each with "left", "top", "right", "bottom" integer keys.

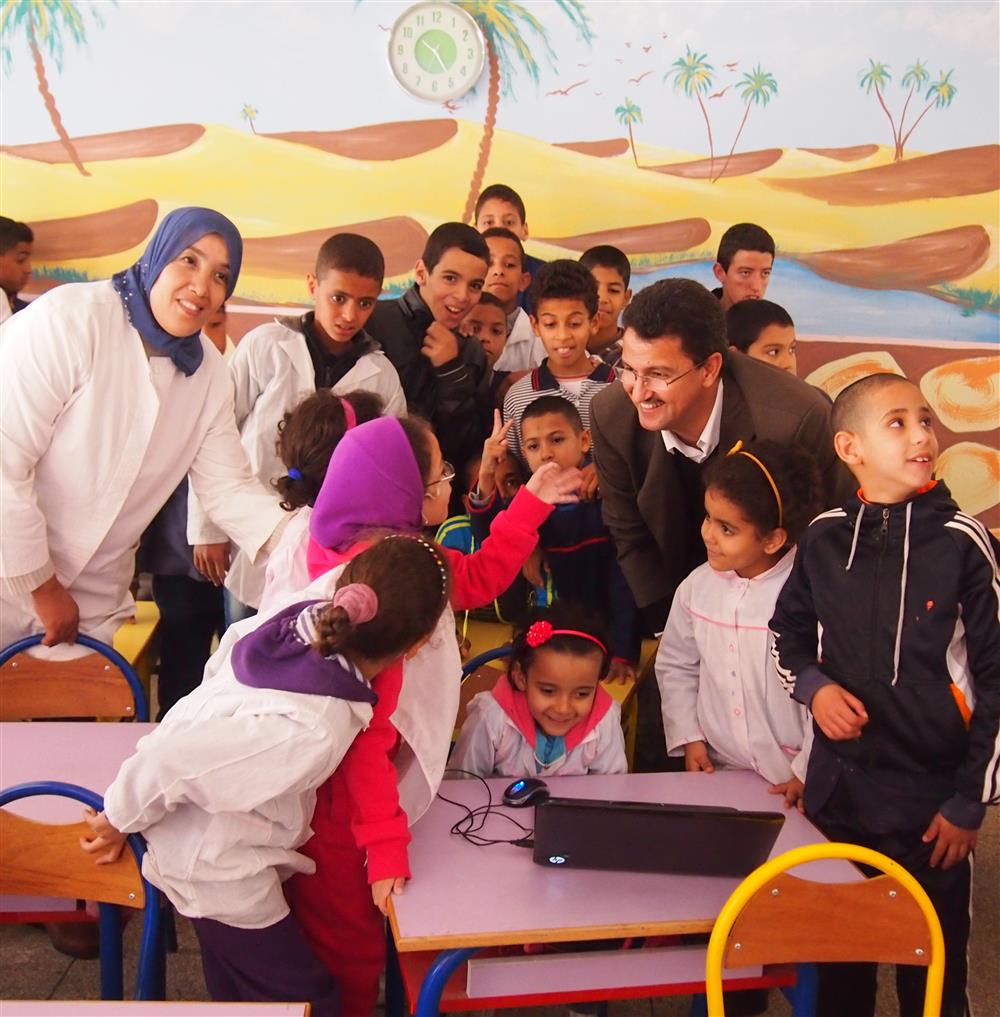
[
  {"left": 340, "top": 398, "right": 357, "bottom": 430},
  {"left": 524, "top": 620, "right": 607, "bottom": 655}
]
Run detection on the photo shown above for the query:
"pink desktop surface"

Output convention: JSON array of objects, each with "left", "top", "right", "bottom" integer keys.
[
  {"left": 392, "top": 770, "right": 859, "bottom": 949},
  {"left": 0, "top": 721, "right": 155, "bottom": 821}
]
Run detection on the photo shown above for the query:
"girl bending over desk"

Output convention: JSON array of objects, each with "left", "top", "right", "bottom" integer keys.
[{"left": 81, "top": 535, "right": 450, "bottom": 1017}]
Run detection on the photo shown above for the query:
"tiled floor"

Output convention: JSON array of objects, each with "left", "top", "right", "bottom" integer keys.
[{"left": 2, "top": 805, "right": 998, "bottom": 1015}]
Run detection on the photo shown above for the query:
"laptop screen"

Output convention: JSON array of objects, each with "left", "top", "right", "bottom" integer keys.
[{"left": 532, "top": 796, "right": 785, "bottom": 877}]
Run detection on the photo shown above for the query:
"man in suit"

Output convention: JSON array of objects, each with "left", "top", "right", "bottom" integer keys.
[{"left": 591, "top": 278, "right": 851, "bottom": 770}]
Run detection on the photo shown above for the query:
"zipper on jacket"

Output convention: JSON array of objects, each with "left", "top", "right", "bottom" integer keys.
[{"left": 869, "top": 507, "right": 891, "bottom": 680}]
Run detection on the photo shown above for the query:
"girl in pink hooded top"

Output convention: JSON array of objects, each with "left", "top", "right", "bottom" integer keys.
[{"left": 287, "top": 411, "right": 580, "bottom": 1015}]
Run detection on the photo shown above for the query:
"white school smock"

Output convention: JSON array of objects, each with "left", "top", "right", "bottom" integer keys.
[
  {"left": 102, "top": 656, "right": 373, "bottom": 929},
  {"left": 656, "top": 550, "right": 810, "bottom": 784},
  {"left": 449, "top": 690, "right": 628, "bottom": 778},
  {"left": 0, "top": 281, "right": 286, "bottom": 648},
  {"left": 188, "top": 318, "right": 407, "bottom": 607},
  {"left": 202, "top": 561, "right": 463, "bottom": 826},
  {"left": 257, "top": 506, "right": 312, "bottom": 616}
]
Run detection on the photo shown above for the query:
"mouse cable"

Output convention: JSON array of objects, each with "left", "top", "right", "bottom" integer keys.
[{"left": 437, "top": 768, "right": 534, "bottom": 847}]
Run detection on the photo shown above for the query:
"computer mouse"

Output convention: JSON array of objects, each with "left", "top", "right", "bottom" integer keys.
[{"left": 502, "top": 777, "right": 550, "bottom": 807}]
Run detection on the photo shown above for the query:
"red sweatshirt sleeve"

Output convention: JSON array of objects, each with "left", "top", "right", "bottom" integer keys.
[
  {"left": 337, "top": 661, "right": 412, "bottom": 883},
  {"left": 445, "top": 486, "right": 553, "bottom": 611}
]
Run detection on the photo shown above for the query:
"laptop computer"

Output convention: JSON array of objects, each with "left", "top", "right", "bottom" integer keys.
[{"left": 531, "top": 796, "right": 785, "bottom": 877}]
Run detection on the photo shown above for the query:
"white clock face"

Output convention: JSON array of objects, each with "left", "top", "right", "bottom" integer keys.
[{"left": 388, "top": 2, "right": 486, "bottom": 102}]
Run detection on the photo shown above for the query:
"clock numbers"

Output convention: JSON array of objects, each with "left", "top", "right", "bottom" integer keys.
[{"left": 389, "top": 2, "right": 485, "bottom": 102}]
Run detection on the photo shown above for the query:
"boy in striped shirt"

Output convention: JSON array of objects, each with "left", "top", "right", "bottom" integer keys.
[{"left": 502, "top": 260, "right": 615, "bottom": 483}]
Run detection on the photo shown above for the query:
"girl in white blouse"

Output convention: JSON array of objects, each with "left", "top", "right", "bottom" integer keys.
[{"left": 656, "top": 440, "right": 822, "bottom": 811}]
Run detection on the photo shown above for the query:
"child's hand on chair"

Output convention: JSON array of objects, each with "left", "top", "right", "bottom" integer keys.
[
  {"left": 80, "top": 808, "right": 127, "bottom": 865},
  {"left": 371, "top": 876, "right": 407, "bottom": 916}
]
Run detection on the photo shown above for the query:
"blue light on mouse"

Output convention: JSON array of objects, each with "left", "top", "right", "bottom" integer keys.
[{"left": 511, "top": 780, "right": 525, "bottom": 792}]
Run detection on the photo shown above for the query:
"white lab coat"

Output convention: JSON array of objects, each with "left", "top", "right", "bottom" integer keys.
[
  {"left": 0, "top": 281, "right": 285, "bottom": 647},
  {"left": 449, "top": 690, "right": 628, "bottom": 778},
  {"left": 257, "top": 506, "right": 312, "bottom": 617},
  {"left": 656, "top": 550, "right": 811, "bottom": 784},
  {"left": 204, "top": 561, "right": 462, "bottom": 826},
  {"left": 188, "top": 318, "right": 407, "bottom": 607},
  {"left": 102, "top": 651, "right": 373, "bottom": 929}
]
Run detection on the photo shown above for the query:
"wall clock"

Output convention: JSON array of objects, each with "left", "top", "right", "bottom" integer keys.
[{"left": 388, "top": 2, "right": 486, "bottom": 102}]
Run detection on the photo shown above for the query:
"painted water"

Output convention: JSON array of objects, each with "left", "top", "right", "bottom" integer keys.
[{"left": 638, "top": 260, "right": 999, "bottom": 345}]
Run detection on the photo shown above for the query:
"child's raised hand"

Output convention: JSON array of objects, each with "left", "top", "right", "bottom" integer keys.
[
  {"left": 421, "top": 322, "right": 460, "bottom": 368},
  {"left": 684, "top": 740, "right": 715, "bottom": 773},
  {"left": 79, "top": 808, "right": 127, "bottom": 865},
  {"left": 371, "top": 875, "right": 407, "bottom": 916},
  {"left": 578, "top": 462, "right": 601, "bottom": 502},
  {"left": 811, "top": 683, "right": 868, "bottom": 741},
  {"left": 923, "top": 812, "right": 978, "bottom": 870},
  {"left": 768, "top": 777, "right": 806, "bottom": 813},
  {"left": 605, "top": 659, "right": 635, "bottom": 684},
  {"left": 478, "top": 411, "right": 514, "bottom": 499},
  {"left": 526, "top": 462, "right": 581, "bottom": 506}
]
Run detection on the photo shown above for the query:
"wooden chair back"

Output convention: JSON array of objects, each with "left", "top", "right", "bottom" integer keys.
[
  {"left": 0, "top": 635, "right": 148, "bottom": 721},
  {"left": 705, "top": 842, "right": 945, "bottom": 1017}
]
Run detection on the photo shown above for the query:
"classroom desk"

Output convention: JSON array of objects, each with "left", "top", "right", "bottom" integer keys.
[
  {"left": 0, "top": 722, "right": 154, "bottom": 819},
  {"left": 388, "top": 770, "right": 858, "bottom": 1015}
]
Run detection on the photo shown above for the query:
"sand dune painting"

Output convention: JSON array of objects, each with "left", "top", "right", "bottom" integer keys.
[{"left": 1, "top": 1, "right": 996, "bottom": 526}]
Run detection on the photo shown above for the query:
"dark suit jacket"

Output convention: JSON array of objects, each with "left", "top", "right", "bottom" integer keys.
[{"left": 591, "top": 352, "right": 853, "bottom": 618}]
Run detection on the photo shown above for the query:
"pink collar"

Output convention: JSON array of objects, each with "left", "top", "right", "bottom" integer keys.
[{"left": 491, "top": 675, "right": 613, "bottom": 753}]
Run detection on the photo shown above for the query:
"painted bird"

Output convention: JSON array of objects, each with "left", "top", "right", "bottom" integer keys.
[
  {"left": 546, "top": 80, "right": 588, "bottom": 96},
  {"left": 628, "top": 70, "right": 653, "bottom": 84},
  {"left": 709, "top": 85, "right": 733, "bottom": 99}
]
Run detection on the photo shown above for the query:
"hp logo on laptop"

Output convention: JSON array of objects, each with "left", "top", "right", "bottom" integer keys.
[{"left": 547, "top": 855, "right": 567, "bottom": 865}]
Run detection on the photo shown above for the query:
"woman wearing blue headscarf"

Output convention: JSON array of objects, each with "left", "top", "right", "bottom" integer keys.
[{"left": 0, "top": 207, "right": 286, "bottom": 651}]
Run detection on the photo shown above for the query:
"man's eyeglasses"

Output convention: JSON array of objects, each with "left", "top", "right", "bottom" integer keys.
[
  {"left": 619, "top": 358, "right": 708, "bottom": 393},
  {"left": 425, "top": 461, "right": 456, "bottom": 493}
]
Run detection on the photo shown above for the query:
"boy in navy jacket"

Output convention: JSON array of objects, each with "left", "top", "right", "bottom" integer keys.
[
  {"left": 471, "top": 396, "right": 640, "bottom": 680},
  {"left": 770, "top": 373, "right": 1000, "bottom": 1017}
]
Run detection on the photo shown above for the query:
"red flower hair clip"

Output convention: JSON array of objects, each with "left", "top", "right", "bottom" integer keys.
[
  {"left": 526, "top": 620, "right": 554, "bottom": 647},
  {"left": 523, "top": 620, "right": 608, "bottom": 655}
]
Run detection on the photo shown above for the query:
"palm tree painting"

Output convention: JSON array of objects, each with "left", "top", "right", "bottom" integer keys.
[
  {"left": 667, "top": 46, "right": 716, "bottom": 180},
  {"left": 713, "top": 65, "right": 777, "bottom": 181},
  {"left": 240, "top": 103, "right": 259, "bottom": 134},
  {"left": 858, "top": 58, "right": 899, "bottom": 159},
  {"left": 896, "top": 69, "right": 957, "bottom": 159},
  {"left": 895, "top": 59, "right": 929, "bottom": 158},
  {"left": 1, "top": 0, "right": 106, "bottom": 176},
  {"left": 456, "top": 1, "right": 594, "bottom": 223},
  {"left": 615, "top": 97, "right": 642, "bottom": 167}
]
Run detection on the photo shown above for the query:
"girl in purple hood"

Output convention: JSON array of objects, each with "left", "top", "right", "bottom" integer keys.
[{"left": 289, "top": 409, "right": 581, "bottom": 1015}]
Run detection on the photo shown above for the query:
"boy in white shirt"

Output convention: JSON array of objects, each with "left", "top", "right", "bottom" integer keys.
[{"left": 190, "top": 233, "right": 405, "bottom": 622}]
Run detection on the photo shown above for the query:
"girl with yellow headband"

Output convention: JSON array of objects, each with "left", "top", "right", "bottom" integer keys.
[{"left": 655, "top": 440, "right": 823, "bottom": 811}]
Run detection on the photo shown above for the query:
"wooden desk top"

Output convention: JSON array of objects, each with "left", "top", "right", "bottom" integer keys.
[
  {"left": 390, "top": 770, "right": 859, "bottom": 951},
  {"left": 0, "top": 721, "right": 155, "bottom": 821}
]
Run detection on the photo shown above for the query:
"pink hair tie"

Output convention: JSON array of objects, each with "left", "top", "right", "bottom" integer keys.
[
  {"left": 332, "top": 582, "right": 378, "bottom": 625},
  {"left": 339, "top": 398, "right": 357, "bottom": 431},
  {"left": 525, "top": 620, "right": 606, "bottom": 655}
]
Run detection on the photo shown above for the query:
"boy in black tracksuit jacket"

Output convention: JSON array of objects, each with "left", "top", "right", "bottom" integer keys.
[
  {"left": 770, "top": 374, "right": 1000, "bottom": 1017},
  {"left": 471, "top": 395, "right": 641, "bottom": 680}
]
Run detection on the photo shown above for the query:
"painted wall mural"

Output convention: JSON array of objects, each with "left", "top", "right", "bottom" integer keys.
[{"left": 1, "top": 0, "right": 997, "bottom": 530}]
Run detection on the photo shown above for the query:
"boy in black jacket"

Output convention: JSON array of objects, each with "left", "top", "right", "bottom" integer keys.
[
  {"left": 471, "top": 395, "right": 641, "bottom": 681},
  {"left": 367, "top": 223, "right": 492, "bottom": 499},
  {"left": 770, "top": 372, "right": 1000, "bottom": 1017}
]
